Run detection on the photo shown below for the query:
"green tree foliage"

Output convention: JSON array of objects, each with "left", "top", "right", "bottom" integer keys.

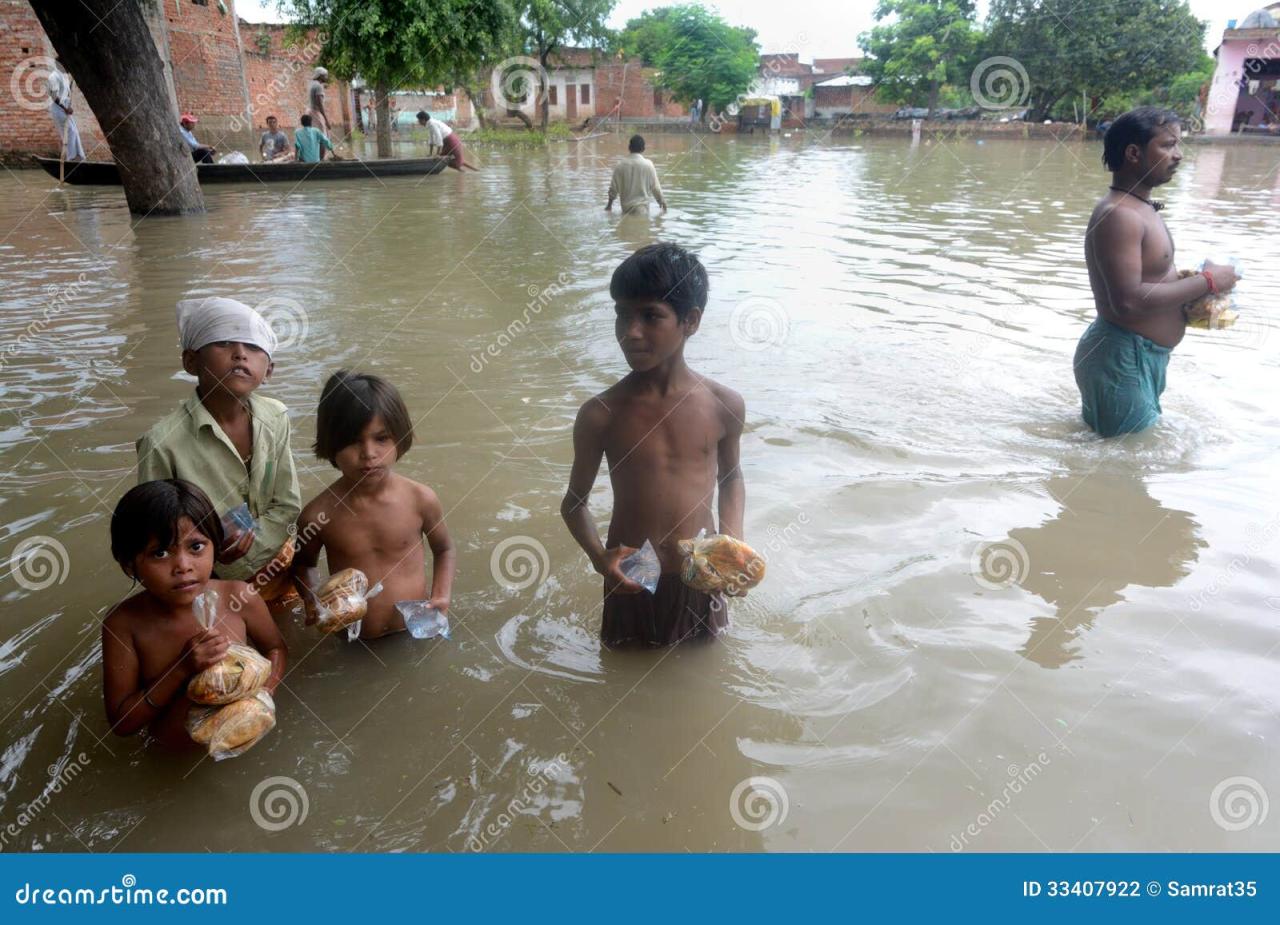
[
  {"left": 859, "top": 1, "right": 981, "bottom": 113},
  {"left": 981, "top": 0, "right": 1207, "bottom": 121},
  {"left": 283, "top": 0, "right": 513, "bottom": 156},
  {"left": 617, "top": 4, "right": 759, "bottom": 116},
  {"left": 518, "top": 0, "right": 616, "bottom": 129}
]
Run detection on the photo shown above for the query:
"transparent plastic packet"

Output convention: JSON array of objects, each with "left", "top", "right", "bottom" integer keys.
[
  {"left": 677, "top": 529, "right": 766, "bottom": 597},
  {"left": 220, "top": 502, "right": 257, "bottom": 539},
  {"left": 1182, "top": 259, "right": 1243, "bottom": 330},
  {"left": 186, "top": 689, "right": 276, "bottom": 761},
  {"left": 187, "top": 586, "right": 272, "bottom": 704},
  {"left": 397, "top": 601, "right": 451, "bottom": 640},
  {"left": 313, "top": 568, "right": 383, "bottom": 640},
  {"left": 619, "top": 539, "right": 660, "bottom": 594}
]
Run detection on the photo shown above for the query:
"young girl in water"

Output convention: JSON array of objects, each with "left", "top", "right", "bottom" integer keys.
[{"left": 102, "top": 479, "right": 286, "bottom": 747}]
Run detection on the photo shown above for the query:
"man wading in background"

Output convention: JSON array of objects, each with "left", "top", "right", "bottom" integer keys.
[
  {"left": 46, "top": 57, "right": 84, "bottom": 163},
  {"left": 606, "top": 135, "right": 667, "bottom": 215},
  {"left": 1075, "top": 107, "right": 1237, "bottom": 437}
]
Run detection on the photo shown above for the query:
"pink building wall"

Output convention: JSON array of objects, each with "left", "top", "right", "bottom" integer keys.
[{"left": 1205, "top": 39, "right": 1248, "bottom": 135}]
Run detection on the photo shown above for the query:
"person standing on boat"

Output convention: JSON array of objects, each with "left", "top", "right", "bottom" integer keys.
[
  {"left": 46, "top": 57, "right": 85, "bottom": 162},
  {"left": 418, "top": 111, "right": 477, "bottom": 171},
  {"left": 179, "top": 113, "right": 216, "bottom": 164},
  {"left": 294, "top": 113, "right": 340, "bottom": 163},
  {"left": 309, "top": 67, "right": 331, "bottom": 136},
  {"left": 606, "top": 135, "right": 667, "bottom": 215},
  {"left": 1075, "top": 107, "right": 1237, "bottom": 437}
]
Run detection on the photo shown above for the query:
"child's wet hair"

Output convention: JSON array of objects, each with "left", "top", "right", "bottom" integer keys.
[
  {"left": 1102, "top": 107, "right": 1181, "bottom": 171},
  {"left": 110, "top": 479, "right": 224, "bottom": 569},
  {"left": 314, "top": 370, "right": 414, "bottom": 464},
  {"left": 610, "top": 242, "right": 709, "bottom": 321}
]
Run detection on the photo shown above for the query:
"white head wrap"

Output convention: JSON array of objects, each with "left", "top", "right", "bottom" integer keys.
[
  {"left": 176, "top": 297, "right": 278, "bottom": 357},
  {"left": 313, "top": 67, "right": 328, "bottom": 79}
]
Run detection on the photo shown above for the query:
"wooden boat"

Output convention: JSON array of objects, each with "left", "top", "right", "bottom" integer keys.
[{"left": 36, "top": 155, "right": 449, "bottom": 186}]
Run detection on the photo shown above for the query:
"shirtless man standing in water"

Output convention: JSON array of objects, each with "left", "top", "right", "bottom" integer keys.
[{"left": 1076, "top": 107, "right": 1238, "bottom": 437}]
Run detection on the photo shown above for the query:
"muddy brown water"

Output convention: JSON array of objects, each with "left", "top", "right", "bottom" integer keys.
[{"left": 0, "top": 133, "right": 1277, "bottom": 852}]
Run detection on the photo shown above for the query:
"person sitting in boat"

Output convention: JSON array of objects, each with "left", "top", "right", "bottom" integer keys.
[
  {"left": 259, "top": 115, "right": 292, "bottom": 163},
  {"left": 294, "top": 113, "right": 341, "bottom": 164},
  {"left": 179, "top": 113, "right": 216, "bottom": 164}
]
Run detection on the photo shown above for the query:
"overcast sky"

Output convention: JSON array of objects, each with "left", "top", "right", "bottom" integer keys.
[{"left": 235, "top": 0, "right": 1238, "bottom": 58}]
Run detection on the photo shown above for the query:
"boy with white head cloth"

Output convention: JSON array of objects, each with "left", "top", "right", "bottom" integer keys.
[{"left": 136, "top": 298, "right": 301, "bottom": 604}]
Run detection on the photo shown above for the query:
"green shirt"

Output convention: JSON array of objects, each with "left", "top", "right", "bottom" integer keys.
[
  {"left": 294, "top": 126, "right": 334, "bottom": 163},
  {"left": 136, "top": 392, "right": 301, "bottom": 581}
]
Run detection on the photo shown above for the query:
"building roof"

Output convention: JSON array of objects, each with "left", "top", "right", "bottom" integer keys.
[
  {"left": 815, "top": 75, "right": 874, "bottom": 88},
  {"left": 760, "top": 53, "right": 813, "bottom": 76},
  {"left": 813, "top": 57, "right": 865, "bottom": 75}
]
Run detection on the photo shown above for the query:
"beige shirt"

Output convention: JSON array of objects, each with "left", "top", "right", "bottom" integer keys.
[
  {"left": 136, "top": 392, "right": 300, "bottom": 581},
  {"left": 609, "top": 153, "right": 665, "bottom": 213}
]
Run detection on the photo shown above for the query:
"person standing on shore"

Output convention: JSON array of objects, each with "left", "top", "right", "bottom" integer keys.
[
  {"left": 1075, "top": 107, "right": 1237, "bottom": 437},
  {"left": 46, "top": 57, "right": 85, "bottom": 162},
  {"left": 606, "top": 135, "right": 667, "bottom": 215}
]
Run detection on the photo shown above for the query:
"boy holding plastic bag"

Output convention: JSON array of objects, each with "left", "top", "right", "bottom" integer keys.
[
  {"left": 102, "top": 480, "right": 286, "bottom": 752},
  {"left": 293, "top": 371, "right": 456, "bottom": 640},
  {"left": 560, "top": 243, "right": 755, "bottom": 648}
]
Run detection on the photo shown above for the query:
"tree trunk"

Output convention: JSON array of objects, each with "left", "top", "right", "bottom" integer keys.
[
  {"left": 463, "top": 86, "right": 490, "bottom": 130},
  {"left": 375, "top": 82, "right": 392, "bottom": 159},
  {"left": 927, "top": 79, "right": 940, "bottom": 117},
  {"left": 30, "top": 0, "right": 204, "bottom": 215},
  {"left": 353, "top": 89, "right": 364, "bottom": 134},
  {"left": 539, "top": 49, "right": 551, "bottom": 131}
]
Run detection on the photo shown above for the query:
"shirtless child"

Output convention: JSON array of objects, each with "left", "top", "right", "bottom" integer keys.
[
  {"left": 294, "top": 371, "right": 456, "bottom": 639},
  {"left": 102, "top": 480, "right": 286, "bottom": 748},
  {"left": 561, "top": 243, "right": 746, "bottom": 647},
  {"left": 1076, "top": 107, "right": 1238, "bottom": 437}
]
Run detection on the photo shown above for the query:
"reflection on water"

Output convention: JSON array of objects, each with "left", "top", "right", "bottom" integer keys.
[
  {"left": 1, "top": 134, "right": 1278, "bottom": 853},
  {"left": 1013, "top": 467, "right": 1205, "bottom": 669}
]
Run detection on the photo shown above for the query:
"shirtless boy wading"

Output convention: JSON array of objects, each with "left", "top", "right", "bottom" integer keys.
[{"left": 1076, "top": 107, "right": 1238, "bottom": 437}]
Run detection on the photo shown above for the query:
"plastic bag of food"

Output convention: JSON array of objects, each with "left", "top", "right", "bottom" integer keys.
[
  {"left": 678, "top": 530, "right": 766, "bottom": 597},
  {"left": 620, "top": 539, "right": 660, "bottom": 594},
  {"left": 314, "top": 568, "right": 383, "bottom": 636},
  {"left": 187, "top": 585, "right": 272, "bottom": 704},
  {"left": 397, "top": 601, "right": 451, "bottom": 640},
  {"left": 186, "top": 689, "right": 276, "bottom": 761},
  {"left": 1180, "top": 262, "right": 1241, "bottom": 330},
  {"left": 217, "top": 151, "right": 250, "bottom": 165},
  {"left": 188, "top": 643, "right": 271, "bottom": 704}
]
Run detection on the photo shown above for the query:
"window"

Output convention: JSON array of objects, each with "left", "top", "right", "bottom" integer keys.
[
  {"left": 549, "top": 85, "right": 558, "bottom": 106},
  {"left": 580, "top": 84, "right": 590, "bottom": 105}
]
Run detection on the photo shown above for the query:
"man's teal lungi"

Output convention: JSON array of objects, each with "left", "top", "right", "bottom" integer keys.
[{"left": 1073, "top": 317, "right": 1171, "bottom": 437}]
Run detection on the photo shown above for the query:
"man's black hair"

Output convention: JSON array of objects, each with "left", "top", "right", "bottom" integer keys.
[
  {"left": 266, "top": 115, "right": 278, "bottom": 122},
  {"left": 300, "top": 113, "right": 313, "bottom": 127},
  {"left": 110, "top": 480, "right": 224, "bottom": 569},
  {"left": 314, "top": 370, "right": 414, "bottom": 465},
  {"left": 418, "top": 110, "right": 430, "bottom": 122},
  {"left": 629, "top": 134, "right": 645, "bottom": 153},
  {"left": 609, "top": 242, "right": 709, "bottom": 321},
  {"left": 1102, "top": 107, "right": 1181, "bottom": 172}
]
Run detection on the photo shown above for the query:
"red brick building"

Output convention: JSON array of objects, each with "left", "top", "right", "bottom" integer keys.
[{"left": 1, "top": 0, "right": 352, "bottom": 159}]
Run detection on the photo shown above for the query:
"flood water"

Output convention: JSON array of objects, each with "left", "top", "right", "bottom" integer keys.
[{"left": 1, "top": 133, "right": 1278, "bottom": 852}]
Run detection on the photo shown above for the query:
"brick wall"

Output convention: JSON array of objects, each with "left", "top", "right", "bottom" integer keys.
[
  {"left": 595, "top": 60, "right": 687, "bottom": 120},
  {"left": 0, "top": 0, "right": 342, "bottom": 158}
]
